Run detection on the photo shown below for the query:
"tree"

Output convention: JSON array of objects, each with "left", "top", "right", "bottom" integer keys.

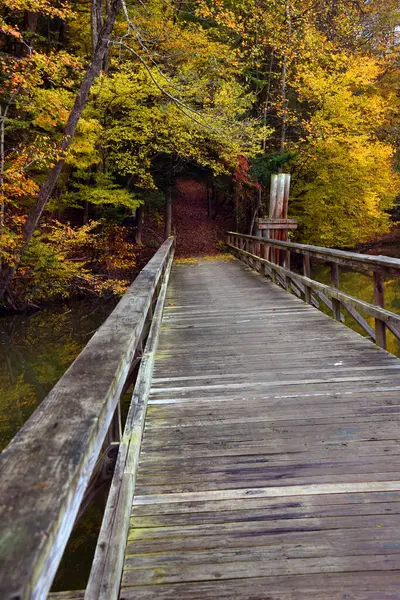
[
  {"left": 290, "top": 54, "right": 399, "bottom": 246},
  {"left": 195, "top": 0, "right": 400, "bottom": 245},
  {"left": 0, "top": 0, "right": 123, "bottom": 299}
]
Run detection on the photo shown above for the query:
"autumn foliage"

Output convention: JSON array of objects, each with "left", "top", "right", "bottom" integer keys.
[{"left": 1, "top": 0, "right": 399, "bottom": 305}]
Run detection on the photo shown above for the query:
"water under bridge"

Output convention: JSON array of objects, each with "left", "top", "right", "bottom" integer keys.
[{"left": 2, "top": 233, "right": 400, "bottom": 599}]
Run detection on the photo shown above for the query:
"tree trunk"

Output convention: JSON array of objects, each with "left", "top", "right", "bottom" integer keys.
[
  {"left": 279, "top": 0, "right": 291, "bottom": 169},
  {"left": 212, "top": 193, "right": 228, "bottom": 220},
  {"left": 23, "top": 11, "right": 39, "bottom": 34},
  {"left": 91, "top": 0, "right": 104, "bottom": 56},
  {"left": 0, "top": 0, "right": 122, "bottom": 300},
  {"left": 84, "top": 200, "right": 89, "bottom": 224},
  {"left": 135, "top": 205, "right": 144, "bottom": 245},
  {"left": 0, "top": 89, "right": 18, "bottom": 275},
  {"left": 279, "top": 54, "right": 287, "bottom": 160},
  {"left": 249, "top": 188, "right": 262, "bottom": 235},
  {"left": 0, "top": 107, "right": 5, "bottom": 274},
  {"left": 164, "top": 188, "right": 172, "bottom": 239},
  {"left": 103, "top": 0, "right": 111, "bottom": 71}
]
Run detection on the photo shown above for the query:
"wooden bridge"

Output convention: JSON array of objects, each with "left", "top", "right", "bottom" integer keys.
[{"left": 2, "top": 232, "right": 400, "bottom": 599}]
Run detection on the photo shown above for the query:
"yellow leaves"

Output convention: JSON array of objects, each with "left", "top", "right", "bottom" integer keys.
[
  {"left": 31, "top": 88, "right": 72, "bottom": 131},
  {"left": 289, "top": 32, "right": 399, "bottom": 247},
  {"left": 2, "top": 0, "right": 74, "bottom": 21},
  {"left": 295, "top": 53, "right": 391, "bottom": 143},
  {"left": 363, "top": 190, "right": 382, "bottom": 219},
  {"left": 290, "top": 132, "right": 399, "bottom": 247},
  {"left": 66, "top": 118, "right": 102, "bottom": 169}
]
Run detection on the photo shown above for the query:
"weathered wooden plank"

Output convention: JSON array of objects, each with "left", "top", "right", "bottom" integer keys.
[
  {"left": 122, "top": 553, "right": 400, "bottom": 587},
  {"left": 135, "top": 473, "right": 400, "bottom": 496},
  {"left": 124, "top": 525, "right": 400, "bottom": 557},
  {"left": 136, "top": 474, "right": 400, "bottom": 495},
  {"left": 124, "top": 533, "right": 400, "bottom": 568},
  {"left": 139, "top": 443, "right": 400, "bottom": 471},
  {"left": 257, "top": 222, "right": 298, "bottom": 231},
  {"left": 130, "top": 500, "right": 400, "bottom": 528},
  {"left": 130, "top": 504, "right": 400, "bottom": 529},
  {"left": 128, "top": 512, "right": 400, "bottom": 538},
  {"left": 48, "top": 592, "right": 85, "bottom": 599},
  {"left": 119, "top": 572, "right": 400, "bottom": 599},
  {"left": 132, "top": 481, "right": 400, "bottom": 506},
  {"left": 0, "top": 238, "right": 174, "bottom": 600},
  {"left": 131, "top": 493, "right": 400, "bottom": 520},
  {"left": 131, "top": 489, "right": 400, "bottom": 514}
]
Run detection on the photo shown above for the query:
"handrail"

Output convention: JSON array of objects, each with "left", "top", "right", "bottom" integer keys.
[
  {"left": 85, "top": 237, "right": 174, "bottom": 599},
  {"left": 0, "top": 237, "right": 175, "bottom": 600},
  {"left": 227, "top": 231, "right": 400, "bottom": 274},
  {"left": 227, "top": 231, "right": 400, "bottom": 350}
]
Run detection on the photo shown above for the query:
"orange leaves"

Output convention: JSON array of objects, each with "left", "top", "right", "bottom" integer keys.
[{"left": 0, "top": 20, "right": 22, "bottom": 40}]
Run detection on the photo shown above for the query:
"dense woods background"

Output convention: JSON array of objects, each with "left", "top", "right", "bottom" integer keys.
[{"left": 1, "top": 0, "right": 399, "bottom": 306}]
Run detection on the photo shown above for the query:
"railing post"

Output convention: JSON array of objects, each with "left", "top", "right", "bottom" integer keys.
[
  {"left": 331, "top": 263, "right": 341, "bottom": 321},
  {"left": 303, "top": 254, "right": 312, "bottom": 304},
  {"left": 373, "top": 271, "right": 386, "bottom": 349},
  {"left": 271, "top": 245, "right": 277, "bottom": 283},
  {"left": 103, "top": 403, "right": 122, "bottom": 448},
  {"left": 262, "top": 240, "right": 268, "bottom": 278},
  {"left": 285, "top": 249, "right": 291, "bottom": 292}
]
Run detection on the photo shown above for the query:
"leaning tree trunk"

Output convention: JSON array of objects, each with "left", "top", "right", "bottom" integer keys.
[
  {"left": 164, "top": 187, "right": 172, "bottom": 239},
  {"left": 135, "top": 205, "right": 144, "bottom": 245},
  {"left": 91, "top": 0, "right": 105, "bottom": 56},
  {"left": 0, "top": 0, "right": 122, "bottom": 300}
]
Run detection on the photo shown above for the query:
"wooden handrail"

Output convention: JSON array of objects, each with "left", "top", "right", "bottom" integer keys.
[
  {"left": 0, "top": 237, "right": 175, "bottom": 600},
  {"left": 85, "top": 240, "right": 174, "bottom": 599},
  {"left": 227, "top": 231, "right": 400, "bottom": 274},
  {"left": 227, "top": 232, "right": 400, "bottom": 351}
]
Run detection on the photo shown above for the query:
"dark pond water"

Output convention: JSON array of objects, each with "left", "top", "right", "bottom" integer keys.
[
  {"left": 0, "top": 299, "right": 118, "bottom": 591},
  {"left": 0, "top": 300, "right": 118, "bottom": 451}
]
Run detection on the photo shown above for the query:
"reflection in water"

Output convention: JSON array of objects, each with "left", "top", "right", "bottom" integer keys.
[
  {"left": 0, "top": 299, "right": 117, "bottom": 591},
  {"left": 0, "top": 301, "right": 117, "bottom": 451}
]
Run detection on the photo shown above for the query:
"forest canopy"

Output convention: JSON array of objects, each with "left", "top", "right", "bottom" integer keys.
[{"left": 0, "top": 0, "right": 399, "bottom": 304}]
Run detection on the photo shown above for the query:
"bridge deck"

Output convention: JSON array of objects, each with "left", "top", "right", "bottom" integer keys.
[{"left": 120, "top": 257, "right": 400, "bottom": 599}]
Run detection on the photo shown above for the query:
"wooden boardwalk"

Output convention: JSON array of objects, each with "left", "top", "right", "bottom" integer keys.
[{"left": 119, "top": 257, "right": 400, "bottom": 599}]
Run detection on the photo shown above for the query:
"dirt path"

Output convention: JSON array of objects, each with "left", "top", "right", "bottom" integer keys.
[{"left": 173, "top": 178, "right": 230, "bottom": 257}]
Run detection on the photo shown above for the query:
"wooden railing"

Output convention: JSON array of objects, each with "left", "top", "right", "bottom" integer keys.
[
  {"left": 0, "top": 237, "right": 175, "bottom": 600},
  {"left": 227, "top": 231, "right": 400, "bottom": 351}
]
